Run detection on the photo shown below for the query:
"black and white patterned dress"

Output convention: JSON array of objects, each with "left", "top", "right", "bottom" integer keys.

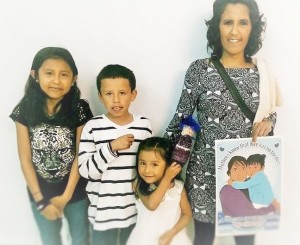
[{"left": 164, "top": 58, "right": 276, "bottom": 223}]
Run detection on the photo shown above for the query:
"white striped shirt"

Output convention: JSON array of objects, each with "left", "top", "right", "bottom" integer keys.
[{"left": 78, "top": 114, "right": 152, "bottom": 231}]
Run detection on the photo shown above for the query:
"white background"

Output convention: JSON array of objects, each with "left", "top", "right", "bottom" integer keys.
[{"left": 1, "top": 0, "right": 299, "bottom": 244}]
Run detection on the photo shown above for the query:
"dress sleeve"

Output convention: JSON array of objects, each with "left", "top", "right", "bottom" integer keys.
[{"left": 164, "top": 60, "right": 205, "bottom": 145}]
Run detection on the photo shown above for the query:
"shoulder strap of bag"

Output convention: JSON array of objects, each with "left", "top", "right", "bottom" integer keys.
[{"left": 211, "top": 58, "right": 255, "bottom": 122}]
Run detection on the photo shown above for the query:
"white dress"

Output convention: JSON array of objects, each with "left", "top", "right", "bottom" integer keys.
[{"left": 127, "top": 180, "right": 192, "bottom": 245}]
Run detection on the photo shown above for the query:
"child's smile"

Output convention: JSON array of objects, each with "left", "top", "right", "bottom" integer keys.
[
  {"left": 138, "top": 150, "right": 166, "bottom": 184},
  {"left": 37, "top": 58, "right": 75, "bottom": 104}
]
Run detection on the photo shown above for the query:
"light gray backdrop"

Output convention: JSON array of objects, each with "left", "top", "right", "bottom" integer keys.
[{"left": 1, "top": 0, "right": 299, "bottom": 244}]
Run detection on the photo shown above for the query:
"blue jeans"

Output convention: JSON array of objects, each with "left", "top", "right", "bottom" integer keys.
[
  {"left": 91, "top": 224, "right": 135, "bottom": 245},
  {"left": 31, "top": 198, "right": 90, "bottom": 245}
]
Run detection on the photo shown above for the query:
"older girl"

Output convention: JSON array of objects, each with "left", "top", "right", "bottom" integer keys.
[{"left": 10, "top": 47, "right": 93, "bottom": 245}]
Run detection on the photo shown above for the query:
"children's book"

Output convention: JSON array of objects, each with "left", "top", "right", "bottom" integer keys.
[{"left": 215, "top": 136, "right": 282, "bottom": 236}]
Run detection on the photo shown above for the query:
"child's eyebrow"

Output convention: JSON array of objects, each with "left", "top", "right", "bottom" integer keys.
[{"left": 42, "top": 68, "right": 71, "bottom": 73}]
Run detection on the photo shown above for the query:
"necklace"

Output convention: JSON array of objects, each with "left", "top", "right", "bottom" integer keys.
[
  {"left": 45, "top": 110, "right": 55, "bottom": 119},
  {"left": 45, "top": 103, "right": 61, "bottom": 119},
  {"left": 44, "top": 108, "right": 57, "bottom": 119}
]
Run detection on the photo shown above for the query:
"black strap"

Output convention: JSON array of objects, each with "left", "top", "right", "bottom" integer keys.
[{"left": 211, "top": 58, "right": 255, "bottom": 122}]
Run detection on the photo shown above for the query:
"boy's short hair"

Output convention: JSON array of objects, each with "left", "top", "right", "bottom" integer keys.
[
  {"left": 96, "top": 64, "right": 136, "bottom": 93},
  {"left": 247, "top": 154, "right": 266, "bottom": 167}
]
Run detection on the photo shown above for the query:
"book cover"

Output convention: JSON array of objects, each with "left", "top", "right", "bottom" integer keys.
[{"left": 215, "top": 136, "right": 282, "bottom": 236}]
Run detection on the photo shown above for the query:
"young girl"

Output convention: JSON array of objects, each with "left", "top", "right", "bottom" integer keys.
[
  {"left": 127, "top": 137, "right": 192, "bottom": 245},
  {"left": 10, "top": 47, "right": 93, "bottom": 245}
]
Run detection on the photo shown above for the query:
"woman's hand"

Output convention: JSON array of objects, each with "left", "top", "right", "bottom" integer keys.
[
  {"left": 272, "top": 199, "right": 281, "bottom": 214},
  {"left": 252, "top": 119, "right": 273, "bottom": 143}
]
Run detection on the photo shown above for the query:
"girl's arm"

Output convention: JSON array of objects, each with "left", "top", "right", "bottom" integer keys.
[
  {"left": 159, "top": 188, "right": 192, "bottom": 245},
  {"left": 50, "top": 125, "right": 84, "bottom": 211},
  {"left": 138, "top": 163, "right": 181, "bottom": 211},
  {"left": 15, "top": 122, "right": 61, "bottom": 220}
]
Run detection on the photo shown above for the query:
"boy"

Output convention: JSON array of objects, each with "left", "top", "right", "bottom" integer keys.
[{"left": 78, "top": 64, "right": 152, "bottom": 245}]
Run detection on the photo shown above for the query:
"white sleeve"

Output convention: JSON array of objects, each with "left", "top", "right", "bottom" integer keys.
[{"left": 78, "top": 123, "right": 118, "bottom": 180}]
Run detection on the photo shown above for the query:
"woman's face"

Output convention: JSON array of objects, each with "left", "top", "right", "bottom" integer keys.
[
  {"left": 229, "top": 161, "right": 247, "bottom": 182},
  {"left": 219, "top": 3, "right": 252, "bottom": 59}
]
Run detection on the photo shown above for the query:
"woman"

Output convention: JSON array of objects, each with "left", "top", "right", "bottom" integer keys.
[{"left": 164, "top": 0, "right": 282, "bottom": 244}]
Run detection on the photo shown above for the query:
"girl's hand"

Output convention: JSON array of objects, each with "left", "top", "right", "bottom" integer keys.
[
  {"left": 252, "top": 119, "right": 273, "bottom": 143},
  {"left": 50, "top": 195, "right": 70, "bottom": 212},
  {"left": 159, "top": 230, "right": 173, "bottom": 245},
  {"left": 41, "top": 204, "right": 62, "bottom": 220},
  {"left": 164, "top": 162, "right": 182, "bottom": 182},
  {"left": 110, "top": 134, "right": 134, "bottom": 152}
]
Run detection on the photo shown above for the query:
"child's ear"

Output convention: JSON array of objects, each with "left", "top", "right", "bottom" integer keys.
[
  {"left": 72, "top": 75, "right": 78, "bottom": 85},
  {"left": 131, "top": 90, "right": 137, "bottom": 101},
  {"left": 30, "top": 70, "right": 36, "bottom": 79}
]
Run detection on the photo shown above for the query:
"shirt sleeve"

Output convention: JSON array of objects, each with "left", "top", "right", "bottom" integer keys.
[
  {"left": 232, "top": 174, "right": 262, "bottom": 189},
  {"left": 9, "top": 102, "right": 28, "bottom": 126},
  {"left": 78, "top": 121, "right": 118, "bottom": 180},
  {"left": 77, "top": 99, "right": 94, "bottom": 126}
]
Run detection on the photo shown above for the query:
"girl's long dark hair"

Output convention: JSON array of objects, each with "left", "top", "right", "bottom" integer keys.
[
  {"left": 135, "top": 137, "right": 177, "bottom": 196},
  {"left": 19, "top": 47, "right": 81, "bottom": 127}
]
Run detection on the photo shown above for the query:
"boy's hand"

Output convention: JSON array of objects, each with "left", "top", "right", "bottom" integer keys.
[
  {"left": 110, "top": 134, "right": 134, "bottom": 152},
  {"left": 164, "top": 162, "right": 182, "bottom": 182}
]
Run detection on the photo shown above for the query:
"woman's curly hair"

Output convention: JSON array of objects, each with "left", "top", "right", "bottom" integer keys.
[{"left": 206, "top": 0, "right": 266, "bottom": 62}]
